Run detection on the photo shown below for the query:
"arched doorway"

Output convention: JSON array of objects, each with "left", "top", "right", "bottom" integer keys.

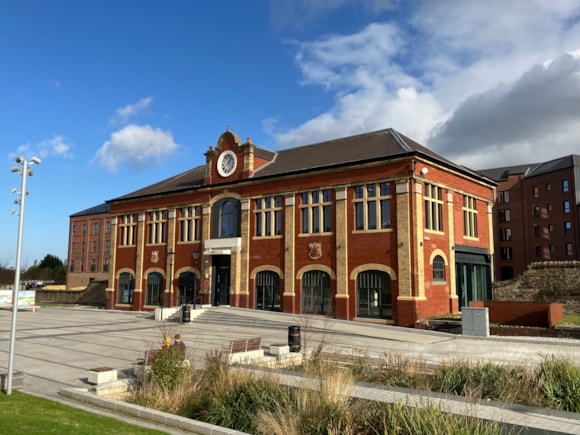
[
  {"left": 356, "top": 270, "right": 392, "bottom": 319},
  {"left": 178, "top": 271, "right": 196, "bottom": 306},
  {"left": 255, "top": 270, "right": 280, "bottom": 311},
  {"left": 302, "top": 270, "right": 331, "bottom": 315}
]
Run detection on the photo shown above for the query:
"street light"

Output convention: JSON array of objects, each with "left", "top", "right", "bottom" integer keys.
[{"left": 6, "top": 156, "right": 41, "bottom": 395}]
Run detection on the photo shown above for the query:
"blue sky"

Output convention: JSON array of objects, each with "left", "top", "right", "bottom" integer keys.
[{"left": 2, "top": 0, "right": 580, "bottom": 268}]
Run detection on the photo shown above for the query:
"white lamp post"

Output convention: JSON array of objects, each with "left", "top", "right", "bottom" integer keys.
[{"left": 6, "top": 155, "right": 41, "bottom": 395}]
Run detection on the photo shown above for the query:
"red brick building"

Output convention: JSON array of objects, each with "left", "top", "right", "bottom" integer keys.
[
  {"left": 93, "top": 128, "right": 495, "bottom": 327},
  {"left": 67, "top": 203, "right": 112, "bottom": 289},
  {"left": 480, "top": 155, "right": 580, "bottom": 280}
]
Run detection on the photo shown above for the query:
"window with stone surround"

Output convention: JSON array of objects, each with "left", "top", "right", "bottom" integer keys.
[
  {"left": 147, "top": 210, "right": 167, "bottom": 245},
  {"left": 119, "top": 213, "right": 138, "bottom": 246},
  {"left": 179, "top": 206, "right": 201, "bottom": 242},
  {"left": 300, "top": 189, "right": 332, "bottom": 234},
  {"left": 462, "top": 195, "right": 478, "bottom": 238},
  {"left": 354, "top": 182, "right": 391, "bottom": 231},
  {"left": 424, "top": 183, "right": 443, "bottom": 232},
  {"left": 255, "top": 195, "right": 282, "bottom": 237}
]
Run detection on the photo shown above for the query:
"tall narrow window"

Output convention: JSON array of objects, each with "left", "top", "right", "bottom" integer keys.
[
  {"left": 498, "top": 191, "right": 510, "bottom": 203},
  {"left": 499, "top": 209, "right": 511, "bottom": 222},
  {"left": 300, "top": 189, "right": 332, "bottom": 234},
  {"left": 499, "top": 228, "right": 512, "bottom": 241},
  {"left": 463, "top": 195, "right": 478, "bottom": 238},
  {"left": 562, "top": 179, "right": 569, "bottom": 192},
  {"left": 93, "top": 222, "right": 99, "bottom": 234},
  {"left": 146, "top": 272, "right": 164, "bottom": 306},
  {"left": 147, "top": 210, "right": 167, "bottom": 244},
  {"left": 433, "top": 255, "right": 445, "bottom": 281},
  {"left": 118, "top": 272, "right": 134, "bottom": 304},
  {"left": 563, "top": 200, "right": 571, "bottom": 214},
  {"left": 354, "top": 182, "right": 391, "bottom": 231},
  {"left": 255, "top": 195, "right": 282, "bottom": 237},
  {"left": 119, "top": 214, "right": 138, "bottom": 246},
  {"left": 179, "top": 206, "right": 201, "bottom": 242},
  {"left": 425, "top": 184, "right": 443, "bottom": 232}
]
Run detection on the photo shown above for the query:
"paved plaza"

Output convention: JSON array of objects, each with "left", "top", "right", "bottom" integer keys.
[{"left": 1, "top": 306, "right": 579, "bottom": 434}]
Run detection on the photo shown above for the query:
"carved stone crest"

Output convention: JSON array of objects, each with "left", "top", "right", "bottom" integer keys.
[
  {"left": 151, "top": 250, "right": 159, "bottom": 264},
  {"left": 308, "top": 242, "right": 322, "bottom": 260}
]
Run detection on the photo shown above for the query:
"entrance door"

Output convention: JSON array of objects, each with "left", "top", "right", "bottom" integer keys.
[
  {"left": 212, "top": 255, "right": 231, "bottom": 306},
  {"left": 178, "top": 272, "right": 196, "bottom": 305}
]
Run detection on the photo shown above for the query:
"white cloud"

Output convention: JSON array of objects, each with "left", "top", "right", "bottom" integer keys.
[
  {"left": 92, "top": 124, "right": 180, "bottom": 172},
  {"left": 10, "top": 135, "right": 73, "bottom": 160},
  {"left": 270, "top": 0, "right": 580, "bottom": 168},
  {"left": 110, "top": 97, "right": 153, "bottom": 126}
]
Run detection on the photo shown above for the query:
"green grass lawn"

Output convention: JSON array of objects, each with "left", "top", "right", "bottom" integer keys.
[
  {"left": 562, "top": 314, "right": 580, "bottom": 325},
  {"left": 0, "top": 391, "right": 165, "bottom": 435}
]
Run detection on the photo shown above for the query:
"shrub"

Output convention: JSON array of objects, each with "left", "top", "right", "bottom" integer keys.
[
  {"left": 148, "top": 347, "right": 190, "bottom": 390},
  {"left": 538, "top": 356, "right": 580, "bottom": 412}
]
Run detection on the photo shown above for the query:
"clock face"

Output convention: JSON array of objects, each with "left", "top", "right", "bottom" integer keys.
[{"left": 217, "top": 151, "right": 237, "bottom": 177}]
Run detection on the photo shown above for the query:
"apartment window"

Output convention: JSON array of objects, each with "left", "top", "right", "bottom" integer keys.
[
  {"left": 565, "top": 222, "right": 572, "bottom": 233},
  {"left": 103, "top": 258, "right": 109, "bottom": 272},
  {"left": 433, "top": 255, "right": 445, "bottom": 281},
  {"left": 81, "top": 242, "right": 85, "bottom": 253},
  {"left": 71, "top": 242, "right": 76, "bottom": 254},
  {"left": 93, "top": 222, "right": 99, "bottom": 234},
  {"left": 546, "top": 183, "right": 551, "bottom": 191},
  {"left": 463, "top": 195, "right": 478, "bottom": 238},
  {"left": 562, "top": 179, "right": 569, "bottom": 192},
  {"left": 119, "top": 213, "right": 138, "bottom": 246},
  {"left": 72, "top": 225, "right": 77, "bottom": 235},
  {"left": 90, "top": 259, "right": 97, "bottom": 272},
  {"left": 105, "top": 240, "right": 110, "bottom": 252},
  {"left": 500, "top": 247, "right": 513, "bottom": 260},
  {"left": 301, "top": 189, "right": 332, "bottom": 234},
  {"left": 92, "top": 241, "right": 97, "bottom": 252},
  {"left": 535, "top": 245, "right": 541, "bottom": 257},
  {"left": 424, "top": 184, "right": 443, "bottom": 232},
  {"left": 354, "top": 182, "right": 391, "bottom": 231},
  {"left": 83, "top": 224, "right": 86, "bottom": 235},
  {"left": 533, "top": 205, "right": 540, "bottom": 217},
  {"left": 549, "top": 244, "right": 555, "bottom": 254},
  {"left": 179, "top": 206, "right": 201, "bottom": 242},
  {"left": 498, "top": 191, "right": 510, "bottom": 203},
  {"left": 547, "top": 203, "right": 553, "bottom": 212},
  {"left": 499, "top": 228, "right": 512, "bottom": 241},
  {"left": 499, "top": 209, "right": 511, "bottom": 222},
  {"left": 255, "top": 196, "right": 282, "bottom": 237},
  {"left": 534, "top": 225, "right": 540, "bottom": 237},
  {"left": 549, "top": 224, "right": 554, "bottom": 232},
  {"left": 563, "top": 200, "right": 571, "bottom": 214},
  {"left": 532, "top": 186, "right": 539, "bottom": 198},
  {"left": 106, "top": 221, "right": 111, "bottom": 233},
  {"left": 566, "top": 243, "right": 573, "bottom": 256},
  {"left": 147, "top": 210, "right": 167, "bottom": 244}
]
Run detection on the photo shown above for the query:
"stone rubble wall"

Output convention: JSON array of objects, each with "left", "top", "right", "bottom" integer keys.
[{"left": 493, "top": 261, "right": 580, "bottom": 315}]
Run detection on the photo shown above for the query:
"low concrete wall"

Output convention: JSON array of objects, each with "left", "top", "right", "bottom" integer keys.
[{"left": 469, "top": 301, "right": 563, "bottom": 327}]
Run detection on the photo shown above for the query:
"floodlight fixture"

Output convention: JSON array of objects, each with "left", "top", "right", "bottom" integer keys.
[
  {"left": 10, "top": 166, "right": 19, "bottom": 173},
  {"left": 30, "top": 156, "right": 41, "bottom": 165}
]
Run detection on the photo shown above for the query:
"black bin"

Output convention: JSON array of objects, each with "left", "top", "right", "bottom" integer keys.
[
  {"left": 288, "top": 325, "right": 301, "bottom": 352},
  {"left": 182, "top": 305, "right": 191, "bottom": 323}
]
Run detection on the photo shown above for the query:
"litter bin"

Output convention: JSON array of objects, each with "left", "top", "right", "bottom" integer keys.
[
  {"left": 182, "top": 305, "right": 191, "bottom": 323},
  {"left": 288, "top": 325, "right": 301, "bottom": 352}
]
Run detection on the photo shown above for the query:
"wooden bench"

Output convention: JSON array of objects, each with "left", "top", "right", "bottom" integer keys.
[
  {"left": 135, "top": 347, "right": 185, "bottom": 366},
  {"left": 226, "top": 337, "right": 263, "bottom": 365},
  {"left": 229, "top": 337, "right": 262, "bottom": 354}
]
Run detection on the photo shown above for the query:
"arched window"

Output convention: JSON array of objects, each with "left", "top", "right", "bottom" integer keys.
[
  {"left": 302, "top": 271, "right": 331, "bottom": 315},
  {"left": 357, "top": 270, "right": 391, "bottom": 319},
  {"left": 433, "top": 255, "right": 445, "bottom": 281},
  {"left": 256, "top": 271, "right": 280, "bottom": 311},
  {"left": 117, "top": 272, "right": 134, "bottom": 304},
  {"left": 146, "top": 272, "right": 164, "bottom": 306},
  {"left": 178, "top": 271, "right": 196, "bottom": 306},
  {"left": 212, "top": 198, "right": 241, "bottom": 238}
]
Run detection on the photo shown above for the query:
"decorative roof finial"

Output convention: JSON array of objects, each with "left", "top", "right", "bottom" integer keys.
[{"left": 226, "top": 124, "right": 231, "bottom": 132}]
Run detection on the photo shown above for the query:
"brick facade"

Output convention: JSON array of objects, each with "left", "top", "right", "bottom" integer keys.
[{"left": 73, "top": 128, "right": 495, "bottom": 327}]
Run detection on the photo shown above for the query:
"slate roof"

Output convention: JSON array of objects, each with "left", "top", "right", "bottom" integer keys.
[
  {"left": 70, "top": 203, "right": 110, "bottom": 217},
  {"left": 478, "top": 154, "right": 580, "bottom": 182},
  {"left": 108, "top": 128, "right": 490, "bottom": 203}
]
